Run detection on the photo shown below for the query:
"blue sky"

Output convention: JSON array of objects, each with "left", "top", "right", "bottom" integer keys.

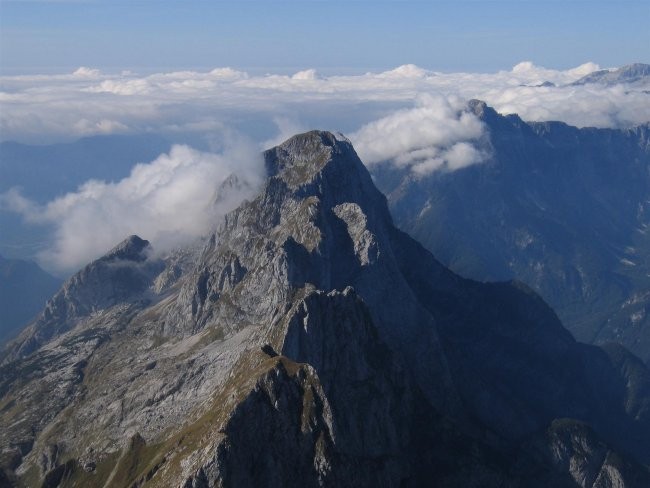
[{"left": 1, "top": 0, "right": 648, "bottom": 74}]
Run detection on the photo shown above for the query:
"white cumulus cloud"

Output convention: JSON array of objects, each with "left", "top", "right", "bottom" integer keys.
[
  {"left": 72, "top": 66, "right": 102, "bottom": 78},
  {"left": 350, "top": 94, "right": 488, "bottom": 174},
  {"left": 1, "top": 140, "right": 265, "bottom": 274}
]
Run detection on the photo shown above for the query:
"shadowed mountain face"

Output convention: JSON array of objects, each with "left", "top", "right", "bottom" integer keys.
[
  {"left": 1, "top": 131, "right": 650, "bottom": 487},
  {"left": 373, "top": 101, "right": 650, "bottom": 363},
  {"left": 0, "top": 256, "right": 60, "bottom": 344}
]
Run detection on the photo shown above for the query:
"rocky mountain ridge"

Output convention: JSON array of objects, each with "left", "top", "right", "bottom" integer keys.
[
  {"left": 1, "top": 131, "right": 650, "bottom": 487},
  {"left": 373, "top": 100, "right": 650, "bottom": 363}
]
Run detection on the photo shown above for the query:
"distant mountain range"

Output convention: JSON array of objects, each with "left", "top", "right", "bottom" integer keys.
[
  {"left": 571, "top": 63, "right": 650, "bottom": 85},
  {"left": 0, "top": 255, "right": 60, "bottom": 344},
  {"left": 2, "top": 132, "right": 650, "bottom": 487},
  {"left": 373, "top": 100, "right": 650, "bottom": 364}
]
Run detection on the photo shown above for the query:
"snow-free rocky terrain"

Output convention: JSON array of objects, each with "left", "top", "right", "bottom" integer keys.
[
  {"left": 2, "top": 131, "right": 650, "bottom": 487},
  {"left": 374, "top": 100, "right": 650, "bottom": 364}
]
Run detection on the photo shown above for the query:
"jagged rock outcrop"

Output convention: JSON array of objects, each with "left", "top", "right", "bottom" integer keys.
[
  {"left": 177, "top": 287, "right": 420, "bottom": 488},
  {"left": 1, "top": 131, "right": 650, "bottom": 487}
]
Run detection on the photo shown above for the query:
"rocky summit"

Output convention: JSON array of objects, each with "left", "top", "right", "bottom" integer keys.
[{"left": 2, "top": 131, "right": 650, "bottom": 487}]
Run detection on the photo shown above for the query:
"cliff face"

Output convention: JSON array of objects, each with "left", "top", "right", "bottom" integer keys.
[{"left": 1, "top": 131, "right": 649, "bottom": 487}]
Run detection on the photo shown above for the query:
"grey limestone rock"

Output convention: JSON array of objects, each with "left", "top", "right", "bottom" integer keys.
[{"left": 1, "top": 131, "right": 650, "bottom": 487}]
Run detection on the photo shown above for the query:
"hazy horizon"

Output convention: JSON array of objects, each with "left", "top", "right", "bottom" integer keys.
[{"left": 2, "top": 0, "right": 648, "bottom": 74}]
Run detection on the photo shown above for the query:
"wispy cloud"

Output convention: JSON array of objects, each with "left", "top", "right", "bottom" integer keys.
[{"left": 1, "top": 138, "right": 265, "bottom": 274}]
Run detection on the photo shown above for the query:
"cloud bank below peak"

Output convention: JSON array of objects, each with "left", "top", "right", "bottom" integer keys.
[
  {"left": 1, "top": 61, "right": 648, "bottom": 145},
  {"left": 350, "top": 95, "right": 489, "bottom": 175}
]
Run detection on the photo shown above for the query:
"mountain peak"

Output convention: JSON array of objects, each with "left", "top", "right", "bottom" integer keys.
[
  {"left": 104, "top": 234, "right": 150, "bottom": 262},
  {"left": 467, "top": 99, "right": 502, "bottom": 124},
  {"left": 5, "top": 127, "right": 650, "bottom": 486},
  {"left": 571, "top": 62, "right": 650, "bottom": 85},
  {"left": 277, "top": 129, "right": 350, "bottom": 151},
  {"left": 264, "top": 130, "right": 358, "bottom": 186},
  {"left": 3, "top": 234, "right": 161, "bottom": 362},
  {"left": 257, "top": 129, "right": 393, "bottom": 235}
]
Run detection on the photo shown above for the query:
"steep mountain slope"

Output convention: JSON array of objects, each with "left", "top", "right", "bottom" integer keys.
[
  {"left": 1, "top": 131, "right": 649, "bottom": 487},
  {"left": 0, "top": 256, "right": 60, "bottom": 344},
  {"left": 373, "top": 101, "right": 650, "bottom": 362},
  {"left": 4, "top": 235, "right": 165, "bottom": 361}
]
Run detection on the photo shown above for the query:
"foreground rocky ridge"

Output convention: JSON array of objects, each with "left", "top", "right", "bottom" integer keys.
[{"left": 1, "top": 131, "right": 650, "bottom": 487}]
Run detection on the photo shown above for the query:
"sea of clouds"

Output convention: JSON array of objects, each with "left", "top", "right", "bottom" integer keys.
[
  {"left": 1, "top": 61, "right": 649, "bottom": 273},
  {"left": 2, "top": 61, "right": 647, "bottom": 143}
]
